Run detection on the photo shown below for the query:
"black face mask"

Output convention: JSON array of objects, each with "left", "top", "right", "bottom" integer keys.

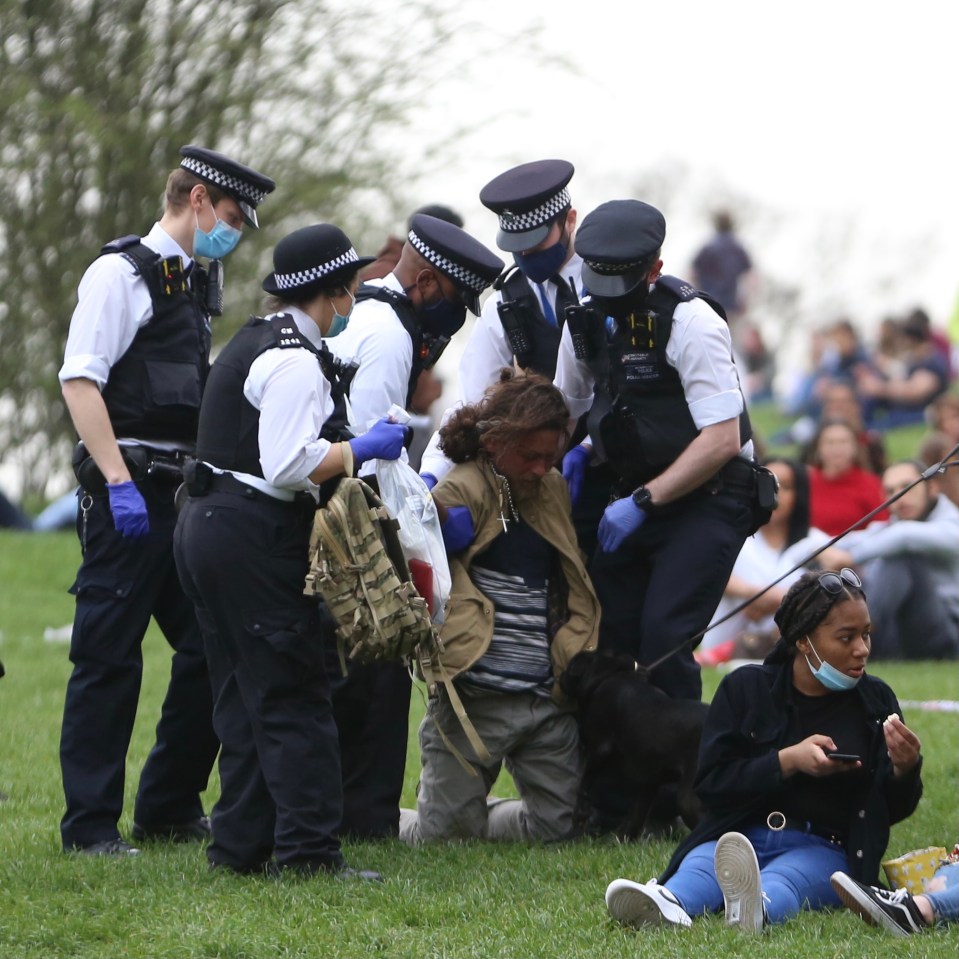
[
  {"left": 591, "top": 283, "right": 650, "bottom": 322},
  {"left": 418, "top": 294, "right": 467, "bottom": 338}
]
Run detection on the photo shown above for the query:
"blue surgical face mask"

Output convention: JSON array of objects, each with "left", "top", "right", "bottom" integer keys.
[
  {"left": 326, "top": 288, "right": 354, "bottom": 338},
  {"left": 194, "top": 208, "right": 242, "bottom": 259},
  {"left": 514, "top": 236, "right": 568, "bottom": 283},
  {"left": 803, "top": 635, "right": 861, "bottom": 691}
]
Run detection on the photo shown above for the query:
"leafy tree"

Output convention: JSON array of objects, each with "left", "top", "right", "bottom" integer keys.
[{"left": 0, "top": 0, "right": 462, "bottom": 501}]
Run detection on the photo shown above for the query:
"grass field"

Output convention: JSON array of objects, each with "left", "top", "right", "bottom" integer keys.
[{"left": 1, "top": 528, "right": 958, "bottom": 958}]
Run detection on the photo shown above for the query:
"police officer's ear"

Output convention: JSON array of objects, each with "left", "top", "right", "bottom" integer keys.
[
  {"left": 647, "top": 257, "right": 664, "bottom": 284},
  {"left": 189, "top": 183, "right": 210, "bottom": 213},
  {"left": 413, "top": 268, "right": 441, "bottom": 300},
  {"left": 564, "top": 207, "right": 578, "bottom": 236}
]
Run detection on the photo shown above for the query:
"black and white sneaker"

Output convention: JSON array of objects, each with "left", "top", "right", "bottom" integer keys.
[
  {"left": 605, "top": 878, "right": 693, "bottom": 928},
  {"left": 715, "top": 832, "right": 766, "bottom": 933},
  {"left": 830, "top": 871, "right": 928, "bottom": 937}
]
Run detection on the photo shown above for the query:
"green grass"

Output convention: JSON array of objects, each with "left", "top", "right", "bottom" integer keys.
[{"left": 1, "top": 530, "right": 958, "bottom": 958}]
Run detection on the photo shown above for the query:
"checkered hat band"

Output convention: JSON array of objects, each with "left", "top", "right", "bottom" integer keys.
[
  {"left": 499, "top": 187, "right": 570, "bottom": 234},
  {"left": 181, "top": 156, "right": 269, "bottom": 206},
  {"left": 274, "top": 249, "right": 361, "bottom": 290},
  {"left": 407, "top": 231, "right": 486, "bottom": 293},
  {"left": 586, "top": 258, "right": 646, "bottom": 275}
]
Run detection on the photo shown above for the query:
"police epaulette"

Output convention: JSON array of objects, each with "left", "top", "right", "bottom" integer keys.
[
  {"left": 268, "top": 314, "right": 306, "bottom": 349},
  {"left": 654, "top": 274, "right": 727, "bottom": 321},
  {"left": 100, "top": 234, "right": 143, "bottom": 256}
]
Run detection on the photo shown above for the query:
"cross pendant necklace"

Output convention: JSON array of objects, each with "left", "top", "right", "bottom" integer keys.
[{"left": 490, "top": 462, "right": 518, "bottom": 532}]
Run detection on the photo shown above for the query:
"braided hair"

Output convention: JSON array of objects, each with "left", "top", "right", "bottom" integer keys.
[{"left": 768, "top": 569, "right": 867, "bottom": 661}]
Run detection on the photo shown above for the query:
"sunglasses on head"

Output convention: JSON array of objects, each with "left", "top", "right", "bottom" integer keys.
[{"left": 818, "top": 568, "right": 862, "bottom": 595}]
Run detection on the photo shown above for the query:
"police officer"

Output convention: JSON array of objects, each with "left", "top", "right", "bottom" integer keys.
[
  {"left": 419, "top": 159, "right": 582, "bottom": 488},
  {"left": 554, "top": 199, "right": 767, "bottom": 703},
  {"left": 326, "top": 213, "right": 503, "bottom": 839},
  {"left": 58, "top": 145, "right": 275, "bottom": 855},
  {"left": 174, "top": 224, "right": 406, "bottom": 876}
]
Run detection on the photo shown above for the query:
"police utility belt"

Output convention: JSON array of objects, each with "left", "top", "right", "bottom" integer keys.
[
  {"left": 182, "top": 459, "right": 315, "bottom": 508},
  {"left": 72, "top": 441, "right": 189, "bottom": 494}
]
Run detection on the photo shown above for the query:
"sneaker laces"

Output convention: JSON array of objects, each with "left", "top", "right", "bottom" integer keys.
[{"left": 881, "top": 887, "right": 911, "bottom": 905}]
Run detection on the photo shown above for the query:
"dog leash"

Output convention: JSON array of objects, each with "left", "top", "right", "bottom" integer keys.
[{"left": 642, "top": 441, "right": 959, "bottom": 674}]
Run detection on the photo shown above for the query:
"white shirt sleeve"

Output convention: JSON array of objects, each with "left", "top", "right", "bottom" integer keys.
[
  {"left": 244, "top": 349, "right": 334, "bottom": 490},
  {"left": 553, "top": 322, "right": 596, "bottom": 419},
  {"left": 457, "top": 294, "right": 514, "bottom": 404},
  {"left": 327, "top": 303, "right": 413, "bottom": 432},
  {"left": 666, "top": 298, "right": 746, "bottom": 429},
  {"left": 59, "top": 254, "right": 152, "bottom": 387}
]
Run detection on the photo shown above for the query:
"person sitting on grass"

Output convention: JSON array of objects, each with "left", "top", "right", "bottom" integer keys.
[{"left": 605, "top": 568, "right": 923, "bottom": 934}]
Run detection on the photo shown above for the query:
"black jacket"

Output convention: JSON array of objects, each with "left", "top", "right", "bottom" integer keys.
[{"left": 660, "top": 653, "right": 923, "bottom": 886}]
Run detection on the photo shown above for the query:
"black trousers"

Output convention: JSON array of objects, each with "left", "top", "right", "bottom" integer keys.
[
  {"left": 332, "top": 660, "right": 411, "bottom": 839},
  {"left": 60, "top": 480, "right": 218, "bottom": 849},
  {"left": 174, "top": 489, "right": 343, "bottom": 872},
  {"left": 588, "top": 487, "right": 754, "bottom": 700}
]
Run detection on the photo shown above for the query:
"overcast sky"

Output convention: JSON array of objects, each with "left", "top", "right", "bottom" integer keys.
[{"left": 398, "top": 0, "right": 959, "bottom": 361}]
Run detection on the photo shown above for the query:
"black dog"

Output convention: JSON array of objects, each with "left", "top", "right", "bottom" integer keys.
[{"left": 560, "top": 649, "right": 709, "bottom": 840}]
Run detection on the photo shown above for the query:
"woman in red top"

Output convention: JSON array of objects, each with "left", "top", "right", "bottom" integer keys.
[{"left": 808, "top": 418, "right": 888, "bottom": 536}]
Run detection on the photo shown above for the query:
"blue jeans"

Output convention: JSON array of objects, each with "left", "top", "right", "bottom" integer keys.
[
  {"left": 927, "top": 861, "right": 959, "bottom": 925},
  {"left": 665, "top": 826, "right": 848, "bottom": 924}
]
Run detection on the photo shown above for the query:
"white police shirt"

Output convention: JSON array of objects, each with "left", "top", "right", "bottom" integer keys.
[
  {"left": 419, "top": 255, "right": 585, "bottom": 481},
  {"left": 325, "top": 273, "right": 414, "bottom": 475},
  {"left": 223, "top": 307, "right": 335, "bottom": 501},
  {"left": 59, "top": 223, "right": 194, "bottom": 390},
  {"left": 553, "top": 290, "right": 754, "bottom": 458}
]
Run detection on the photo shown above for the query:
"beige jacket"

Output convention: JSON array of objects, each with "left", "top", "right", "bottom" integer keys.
[{"left": 433, "top": 458, "right": 600, "bottom": 703}]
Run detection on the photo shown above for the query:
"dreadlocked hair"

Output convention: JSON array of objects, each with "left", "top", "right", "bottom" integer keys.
[
  {"left": 773, "top": 569, "right": 867, "bottom": 649},
  {"left": 439, "top": 369, "right": 570, "bottom": 464}
]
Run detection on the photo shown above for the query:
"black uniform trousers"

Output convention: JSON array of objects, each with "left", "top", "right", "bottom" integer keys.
[
  {"left": 174, "top": 488, "right": 344, "bottom": 872},
  {"left": 60, "top": 478, "right": 218, "bottom": 850},
  {"left": 588, "top": 485, "right": 754, "bottom": 700},
  {"left": 331, "top": 658, "right": 411, "bottom": 839}
]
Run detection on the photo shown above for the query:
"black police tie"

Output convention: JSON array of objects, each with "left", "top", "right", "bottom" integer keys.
[{"left": 552, "top": 274, "right": 576, "bottom": 329}]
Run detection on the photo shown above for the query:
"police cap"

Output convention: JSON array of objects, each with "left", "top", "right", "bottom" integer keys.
[
  {"left": 479, "top": 159, "right": 575, "bottom": 252},
  {"left": 407, "top": 214, "right": 504, "bottom": 316},
  {"left": 179, "top": 145, "right": 276, "bottom": 229},
  {"left": 576, "top": 199, "right": 666, "bottom": 298},
  {"left": 262, "top": 224, "right": 375, "bottom": 295}
]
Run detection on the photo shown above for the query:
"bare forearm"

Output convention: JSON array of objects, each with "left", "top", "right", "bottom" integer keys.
[
  {"left": 61, "top": 377, "right": 130, "bottom": 484},
  {"left": 645, "top": 419, "right": 742, "bottom": 504}
]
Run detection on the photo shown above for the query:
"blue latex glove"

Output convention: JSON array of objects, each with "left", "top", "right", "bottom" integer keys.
[
  {"left": 597, "top": 496, "right": 647, "bottom": 552},
  {"left": 561, "top": 444, "right": 591, "bottom": 505},
  {"left": 348, "top": 417, "right": 407, "bottom": 465},
  {"left": 441, "top": 505, "right": 475, "bottom": 553},
  {"left": 107, "top": 481, "right": 150, "bottom": 539},
  {"left": 420, "top": 472, "right": 439, "bottom": 491}
]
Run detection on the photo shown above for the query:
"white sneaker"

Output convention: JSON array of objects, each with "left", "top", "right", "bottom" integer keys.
[
  {"left": 605, "top": 878, "right": 693, "bottom": 928},
  {"left": 715, "top": 832, "right": 765, "bottom": 933}
]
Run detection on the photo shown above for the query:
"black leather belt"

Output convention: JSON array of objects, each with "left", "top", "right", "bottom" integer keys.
[
  {"left": 763, "top": 811, "right": 846, "bottom": 846},
  {"left": 200, "top": 472, "right": 314, "bottom": 508}
]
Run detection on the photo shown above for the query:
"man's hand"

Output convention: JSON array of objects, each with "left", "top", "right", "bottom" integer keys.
[{"left": 561, "top": 444, "right": 591, "bottom": 505}]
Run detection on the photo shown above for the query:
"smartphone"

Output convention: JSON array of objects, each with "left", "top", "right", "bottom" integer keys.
[{"left": 826, "top": 752, "right": 861, "bottom": 762}]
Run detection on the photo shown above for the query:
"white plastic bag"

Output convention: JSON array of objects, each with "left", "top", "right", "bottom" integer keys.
[{"left": 374, "top": 456, "right": 451, "bottom": 624}]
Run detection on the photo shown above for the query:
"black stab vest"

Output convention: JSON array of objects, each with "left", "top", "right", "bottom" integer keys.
[
  {"left": 195, "top": 314, "right": 351, "bottom": 477},
  {"left": 495, "top": 270, "right": 563, "bottom": 378},
  {"left": 99, "top": 236, "right": 211, "bottom": 443},
  {"left": 590, "top": 275, "right": 752, "bottom": 487}
]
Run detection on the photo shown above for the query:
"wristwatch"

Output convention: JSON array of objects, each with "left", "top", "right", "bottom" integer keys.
[{"left": 631, "top": 485, "right": 655, "bottom": 511}]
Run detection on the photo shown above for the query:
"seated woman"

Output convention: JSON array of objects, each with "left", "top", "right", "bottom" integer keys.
[
  {"left": 700, "top": 457, "right": 845, "bottom": 665},
  {"left": 606, "top": 568, "right": 923, "bottom": 933},
  {"left": 808, "top": 418, "right": 888, "bottom": 536},
  {"left": 399, "top": 372, "right": 600, "bottom": 843}
]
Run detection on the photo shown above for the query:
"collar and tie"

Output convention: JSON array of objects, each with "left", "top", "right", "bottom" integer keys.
[{"left": 535, "top": 274, "right": 577, "bottom": 328}]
